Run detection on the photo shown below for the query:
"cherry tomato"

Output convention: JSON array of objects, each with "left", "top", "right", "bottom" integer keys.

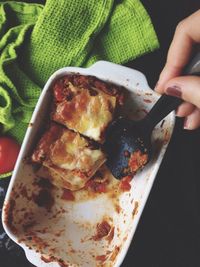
[{"left": 0, "top": 137, "right": 20, "bottom": 174}]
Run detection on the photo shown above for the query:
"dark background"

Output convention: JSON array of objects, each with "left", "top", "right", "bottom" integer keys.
[{"left": 0, "top": 1, "right": 200, "bottom": 267}]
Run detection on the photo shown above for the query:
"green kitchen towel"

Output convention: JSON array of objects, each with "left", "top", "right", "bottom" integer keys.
[{"left": 0, "top": 0, "right": 159, "bottom": 146}]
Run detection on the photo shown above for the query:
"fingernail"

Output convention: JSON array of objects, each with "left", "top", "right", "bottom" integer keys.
[
  {"left": 166, "top": 85, "right": 182, "bottom": 98},
  {"left": 183, "top": 117, "right": 189, "bottom": 129}
]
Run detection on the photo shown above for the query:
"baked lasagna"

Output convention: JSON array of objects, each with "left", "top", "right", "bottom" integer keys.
[
  {"left": 51, "top": 74, "right": 124, "bottom": 142},
  {"left": 31, "top": 74, "right": 124, "bottom": 191},
  {"left": 32, "top": 123, "right": 106, "bottom": 191}
]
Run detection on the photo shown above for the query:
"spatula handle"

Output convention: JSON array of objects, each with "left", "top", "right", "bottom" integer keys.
[{"left": 143, "top": 52, "right": 200, "bottom": 130}]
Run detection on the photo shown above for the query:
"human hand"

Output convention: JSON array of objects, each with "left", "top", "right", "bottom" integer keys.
[{"left": 155, "top": 10, "right": 200, "bottom": 130}]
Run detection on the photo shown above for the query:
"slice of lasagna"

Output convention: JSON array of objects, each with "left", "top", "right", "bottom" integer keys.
[
  {"left": 51, "top": 74, "right": 124, "bottom": 142},
  {"left": 32, "top": 123, "right": 106, "bottom": 191}
]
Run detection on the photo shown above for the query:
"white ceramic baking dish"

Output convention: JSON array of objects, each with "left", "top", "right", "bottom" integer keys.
[{"left": 2, "top": 61, "right": 175, "bottom": 267}]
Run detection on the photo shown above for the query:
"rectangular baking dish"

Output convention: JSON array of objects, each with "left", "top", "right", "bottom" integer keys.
[{"left": 2, "top": 61, "right": 175, "bottom": 267}]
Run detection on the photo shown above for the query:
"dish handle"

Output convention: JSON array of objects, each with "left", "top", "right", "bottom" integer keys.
[{"left": 88, "top": 60, "right": 151, "bottom": 91}]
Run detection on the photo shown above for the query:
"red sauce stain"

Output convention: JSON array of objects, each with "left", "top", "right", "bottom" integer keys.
[
  {"left": 110, "top": 245, "right": 120, "bottom": 261},
  {"left": 143, "top": 98, "right": 152, "bottom": 103},
  {"left": 41, "top": 256, "right": 69, "bottom": 267},
  {"left": 20, "top": 186, "right": 33, "bottom": 201},
  {"left": 3, "top": 199, "right": 17, "bottom": 234},
  {"left": 106, "top": 250, "right": 112, "bottom": 255},
  {"left": 93, "top": 221, "right": 111, "bottom": 241},
  {"left": 61, "top": 189, "right": 75, "bottom": 201},
  {"left": 70, "top": 248, "right": 76, "bottom": 253},
  {"left": 123, "top": 235, "right": 128, "bottom": 242},
  {"left": 164, "top": 129, "right": 170, "bottom": 144},
  {"left": 85, "top": 179, "right": 107, "bottom": 193},
  {"left": 58, "top": 259, "right": 69, "bottom": 267},
  {"left": 106, "top": 227, "right": 115, "bottom": 243},
  {"left": 96, "top": 254, "right": 108, "bottom": 262},
  {"left": 115, "top": 204, "right": 121, "bottom": 213},
  {"left": 132, "top": 201, "right": 139, "bottom": 218},
  {"left": 128, "top": 150, "right": 148, "bottom": 173},
  {"left": 41, "top": 256, "right": 53, "bottom": 263},
  {"left": 24, "top": 232, "right": 48, "bottom": 251},
  {"left": 119, "top": 176, "right": 132, "bottom": 192}
]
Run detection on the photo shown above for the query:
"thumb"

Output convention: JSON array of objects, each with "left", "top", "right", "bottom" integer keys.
[{"left": 164, "top": 76, "right": 200, "bottom": 108}]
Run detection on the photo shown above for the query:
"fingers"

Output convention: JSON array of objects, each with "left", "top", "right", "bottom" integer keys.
[
  {"left": 164, "top": 75, "right": 200, "bottom": 130},
  {"left": 176, "top": 102, "right": 195, "bottom": 117},
  {"left": 164, "top": 76, "right": 200, "bottom": 109},
  {"left": 184, "top": 108, "right": 200, "bottom": 130},
  {"left": 155, "top": 10, "right": 200, "bottom": 129},
  {"left": 155, "top": 10, "right": 200, "bottom": 94},
  {"left": 176, "top": 102, "right": 199, "bottom": 130},
  {"left": 155, "top": 64, "right": 183, "bottom": 94}
]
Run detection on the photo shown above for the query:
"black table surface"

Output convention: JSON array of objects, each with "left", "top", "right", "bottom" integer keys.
[{"left": 1, "top": 1, "right": 200, "bottom": 267}]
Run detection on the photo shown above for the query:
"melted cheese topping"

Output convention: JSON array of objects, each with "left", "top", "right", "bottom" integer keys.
[
  {"left": 49, "top": 130, "right": 105, "bottom": 172},
  {"left": 42, "top": 129, "right": 106, "bottom": 190},
  {"left": 53, "top": 83, "right": 116, "bottom": 142}
]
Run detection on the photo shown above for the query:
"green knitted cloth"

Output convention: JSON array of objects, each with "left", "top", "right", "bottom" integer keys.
[{"left": 0, "top": 0, "right": 159, "bottom": 144}]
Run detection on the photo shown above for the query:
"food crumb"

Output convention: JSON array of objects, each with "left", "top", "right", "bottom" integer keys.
[
  {"left": 128, "top": 150, "right": 148, "bottom": 173},
  {"left": 119, "top": 176, "right": 132, "bottom": 192},
  {"left": 132, "top": 201, "right": 139, "bottom": 218},
  {"left": 110, "top": 246, "right": 120, "bottom": 261},
  {"left": 92, "top": 221, "right": 111, "bottom": 241},
  {"left": 143, "top": 98, "right": 152, "bottom": 103},
  {"left": 106, "top": 227, "right": 115, "bottom": 243},
  {"left": 61, "top": 189, "right": 75, "bottom": 201},
  {"left": 96, "top": 254, "right": 108, "bottom": 262}
]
